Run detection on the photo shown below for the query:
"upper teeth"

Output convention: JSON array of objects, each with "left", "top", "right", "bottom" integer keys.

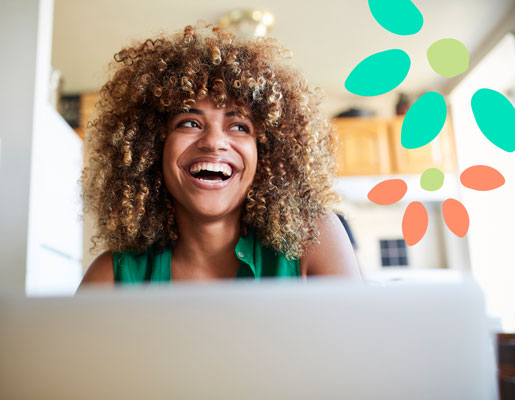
[{"left": 189, "top": 162, "right": 233, "bottom": 177}]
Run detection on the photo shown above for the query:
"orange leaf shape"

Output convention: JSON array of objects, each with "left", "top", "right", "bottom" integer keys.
[
  {"left": 368, "top": 179, "right": 408, "bottom": 205},
  {"left": 442, "top": 198, "right": 469, "bottom": 237},
  {"left": 460, "top": 165, "right": 505, "bottom": 191},
  {"left": 402, "top": 201, "right": 428, "bottom": 246}
]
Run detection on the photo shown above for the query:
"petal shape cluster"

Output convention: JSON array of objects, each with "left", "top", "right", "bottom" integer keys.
[{"left": 358, "top": 3, "right": 508, "bottom": 246}]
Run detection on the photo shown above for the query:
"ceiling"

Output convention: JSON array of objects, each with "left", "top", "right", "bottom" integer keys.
[{"left": 52, "top": 0, "right": 515, "bottom": 101}]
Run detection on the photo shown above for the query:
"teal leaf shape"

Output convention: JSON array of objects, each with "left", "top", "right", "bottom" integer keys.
[
  {"left": 401, "top": 92, "right": 447, "bottom": 149},
  {"left": 345, "top": 49, "right": 411, "bottom": 96},
  {"left": 368, "top": 0, "right": 423, "bottom": 36},
  {"left": 471, "top": 88, "right": 515, "bottom": 152}
]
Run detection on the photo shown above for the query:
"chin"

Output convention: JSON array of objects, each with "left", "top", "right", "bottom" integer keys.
[
  {"left": 186, "top": 199, "right": 241, "bottom": 220},
  {"left": 193, "top": 209, "right": 238, "bottom": 221}
]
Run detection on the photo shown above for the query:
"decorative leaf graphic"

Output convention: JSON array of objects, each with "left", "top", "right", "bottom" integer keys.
[
  {"left": 368, "top": 179, "right": 408, "bottom": 205},
  {"left": 442, "top": 199, "right": 469, "bottom": 237},
  {"left": 460, "top": 165, "right": 505, "bottom": 191},
  {"left": 402, "top": 201, "right": 428, "bottom": 246}
]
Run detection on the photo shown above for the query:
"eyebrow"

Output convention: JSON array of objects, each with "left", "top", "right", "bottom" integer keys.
[
  {"left": 181, "top": 108, "right": 204, "bottom": 115},
  {"left": 181, "top": 108, "right": 253, "bottom": 122}
]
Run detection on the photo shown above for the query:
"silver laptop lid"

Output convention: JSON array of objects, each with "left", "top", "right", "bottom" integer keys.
[{"left": 0, "top": 279, "right": 497, "bottom": 399}]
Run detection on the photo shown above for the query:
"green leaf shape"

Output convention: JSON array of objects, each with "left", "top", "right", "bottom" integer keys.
[
  {"left": 401, "top": 92, "right": 447, "bottom": 149},
  {"left": 471, "top": 88, "right": 515, "bottom": 152},
  {"left": 368, "top": 0, "right": 423, "bottom": 35},
  {"left": 427, "top": 38, "right": 469, "bottom": 78},
  {"left": 345, "top": 49, "right": 411, "bottom": 97},
  {"left": 420, "top": 168, "right": 444, "bottom": 191}
]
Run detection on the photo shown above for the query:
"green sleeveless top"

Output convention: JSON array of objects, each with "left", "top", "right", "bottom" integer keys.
[{"left": 113, "top": 230, "right": 300, "bottom": 284}]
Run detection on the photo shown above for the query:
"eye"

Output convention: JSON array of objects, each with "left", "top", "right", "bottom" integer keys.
[
  {"left": 230, "top": 123, "right": 251, "bottom": 133},
  {"left": 177, "top": 120, "right": 200, "bottom": 129}
]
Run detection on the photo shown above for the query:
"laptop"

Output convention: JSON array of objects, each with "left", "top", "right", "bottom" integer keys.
[{"left": 0, "top": 279, "right": 498, "bottom": 399}]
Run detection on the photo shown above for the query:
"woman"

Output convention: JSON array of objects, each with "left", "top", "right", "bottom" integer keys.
[{"left": 80, "top": 23, "right": 360, "bottom": 286}]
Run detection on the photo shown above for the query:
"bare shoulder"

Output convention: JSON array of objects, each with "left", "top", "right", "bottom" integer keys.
[
  {"left": 78, "top": 250, "right": 115, "bottom": 289},
  {"left": 299, "top": 211, "right": 362, "bottom": 279}
]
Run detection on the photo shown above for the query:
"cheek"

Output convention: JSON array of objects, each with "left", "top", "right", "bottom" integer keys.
[
  {"left": 162, "top": 137, "right": 183, "bottom": 187},
  {"left": 244, "top": 140, "right": 258, "bottom": 173},
  {"left": 163, "top": 136, "right": 189, "bottom": 169},
  {"left": 242, "top": 153, "right": 257, "bottom": 186}
]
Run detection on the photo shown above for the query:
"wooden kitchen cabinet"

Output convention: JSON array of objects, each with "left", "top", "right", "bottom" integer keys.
[
  {"left": 332, "top": 116, "right": 457, "bottom": 176},
  {"left": 332, "top": 118, "right": 392, "bottom": 176}
]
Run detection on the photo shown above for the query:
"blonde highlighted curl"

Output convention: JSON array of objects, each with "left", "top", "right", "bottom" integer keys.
[{"left": 82, "top": 23, "right": 340, "bottom": 260}]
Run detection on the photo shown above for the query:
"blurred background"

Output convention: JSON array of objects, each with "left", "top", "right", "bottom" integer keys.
[{"left": 1, "top": 0, "right": 514, "bottom": 330}]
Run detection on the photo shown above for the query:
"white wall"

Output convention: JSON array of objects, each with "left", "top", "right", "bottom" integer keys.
[
  {"left": 0, "top": 0, "right": 83, "bottom": 294},
  {"left": 0, "top": 1, "right": 40, "bottom": 289},
  {"left": 449, "top": 33, "right": 515, "bottom": 331},
  {"left": 25, "top": 103, "right": 83, "bottom": 295}
]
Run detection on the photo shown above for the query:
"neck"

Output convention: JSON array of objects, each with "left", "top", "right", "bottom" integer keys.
[{"left": 171, "top": 204, "right": 242, "bottom": 278}]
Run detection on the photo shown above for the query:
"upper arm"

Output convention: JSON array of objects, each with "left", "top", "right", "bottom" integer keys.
[
  {"left": 78, "top": 250, "right": 115, "bottom": 289},
  {"left": 300, "top": 211, "right": 362, "bottom": 279}
]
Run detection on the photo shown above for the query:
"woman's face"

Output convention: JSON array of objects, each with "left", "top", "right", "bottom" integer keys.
[{"left": 163, "top": 98, "right": 258, "bottom": 220}]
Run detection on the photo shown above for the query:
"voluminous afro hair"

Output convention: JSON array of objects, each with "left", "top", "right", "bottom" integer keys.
[{"left": 82, "top": 23, "right": 340, "bottom": 260}]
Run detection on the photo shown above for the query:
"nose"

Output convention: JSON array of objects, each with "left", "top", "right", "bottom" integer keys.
[{"left": 196, "top": 123, "right": 230, "bottom": 152}]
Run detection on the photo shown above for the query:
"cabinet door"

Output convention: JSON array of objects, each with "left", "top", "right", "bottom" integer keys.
[
  {"left": 389, "top": 116, "right": 457, "bottom": 174},
  {"left": 332, "top": 118, "right": 391, "bottom": 176}
]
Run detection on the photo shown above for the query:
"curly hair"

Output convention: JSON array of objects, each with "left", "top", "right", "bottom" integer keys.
[{"left": 82, "top": 22, "right": 340, "bottom": 260}]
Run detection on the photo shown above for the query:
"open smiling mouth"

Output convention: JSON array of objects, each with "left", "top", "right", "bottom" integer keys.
[
  {"left": 188, "top": 162, "right": 234, "bottom": 184},
  {"left": 191, "top": 170, "right": 231, "bottom": 182}
]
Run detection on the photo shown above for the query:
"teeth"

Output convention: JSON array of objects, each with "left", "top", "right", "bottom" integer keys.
[
  {"left": 189, "top": 162, "right": 233, "bottom": 177},
  {"left": 199, "top": 177, "right": 221, "bottom": 182}
]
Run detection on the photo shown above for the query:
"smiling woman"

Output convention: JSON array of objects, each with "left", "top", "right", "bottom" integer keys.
[
  {"left": 79, "top": 23, "right": 360, "bottom": 286},
  {"left": 164, "top": 99, "right": 258, "bottom": 222}
]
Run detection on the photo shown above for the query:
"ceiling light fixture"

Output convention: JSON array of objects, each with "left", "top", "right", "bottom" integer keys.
[{"left": 218, "top": 9, "right": 275, "bottom": 39}]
